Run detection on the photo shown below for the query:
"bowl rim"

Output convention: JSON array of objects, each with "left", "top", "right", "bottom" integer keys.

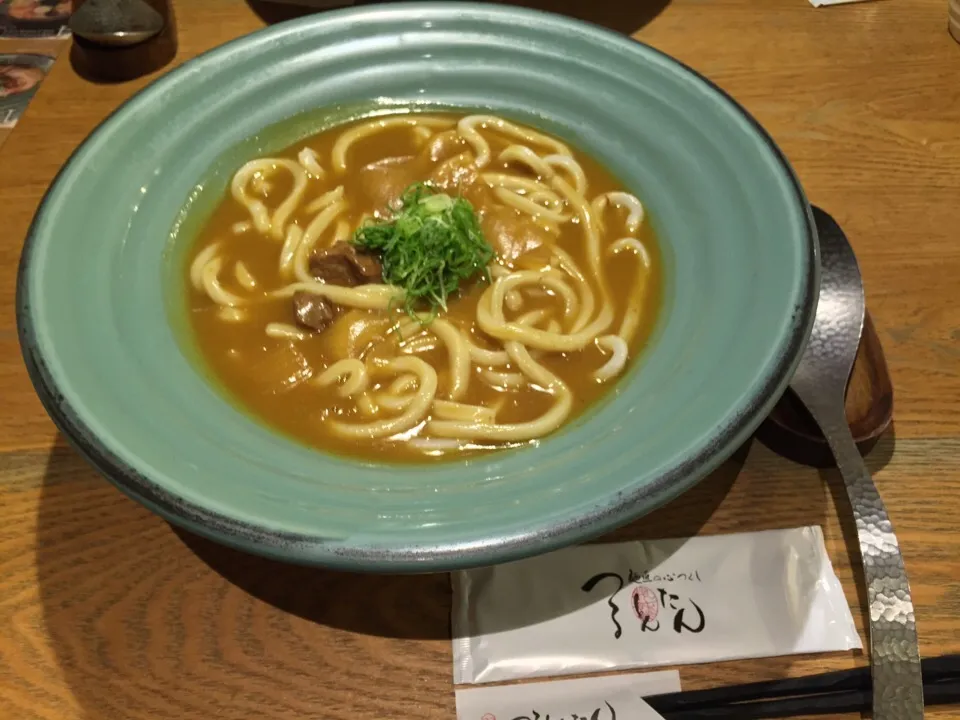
[{"left": 16, "top": 2, "right": 819, "bottom": 571}]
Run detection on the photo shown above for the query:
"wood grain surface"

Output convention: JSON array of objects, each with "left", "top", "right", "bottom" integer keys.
[{"left": 1, "top": 1, "right": 958, "bottom": 718}]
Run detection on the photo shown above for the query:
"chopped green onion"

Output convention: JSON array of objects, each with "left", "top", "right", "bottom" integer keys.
[{"left": 352, "top": 183, "right": 495, "bottom": 321}]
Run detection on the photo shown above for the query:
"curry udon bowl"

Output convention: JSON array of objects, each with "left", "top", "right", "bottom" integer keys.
[{"left": 17, "top": 3, "right": 817, "bottom": 571}]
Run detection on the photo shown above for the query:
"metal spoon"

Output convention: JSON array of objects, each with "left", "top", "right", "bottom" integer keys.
[
  {"left": 69, "top": 0, "right": 164, "bottom": 48},
  {"left": 790, "top": 206, "right": 924, "bottom": 720}
]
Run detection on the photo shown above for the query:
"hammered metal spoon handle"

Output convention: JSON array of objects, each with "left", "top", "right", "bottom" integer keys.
[
  {"left": 797, "top": 393, "right": 923, "bottom": 718},
  {"left": 790, "top": 207, "right": 923, "bottom": 720}
]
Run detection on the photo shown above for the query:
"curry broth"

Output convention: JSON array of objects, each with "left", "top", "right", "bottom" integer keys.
[{"left": 186, "top": 114, "right": 663, "bottom": 462}]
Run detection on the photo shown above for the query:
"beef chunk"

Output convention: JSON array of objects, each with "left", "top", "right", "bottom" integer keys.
[
  {"left": 292, "top": 243, "right": 382, "bottom": 333},
  {"left": 307, "top": 253, "right": 357, "bottom": 287},
  {"left": 292, "top": 291, "right": 337, "bottom": 332},
  {"left": 309, "top": 241, "right": 383, "bottom": 287}
]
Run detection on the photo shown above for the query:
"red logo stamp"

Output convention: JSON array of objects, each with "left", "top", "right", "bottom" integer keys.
[{"left": 631, "top": 585, "right": 658, "bottom": 622}]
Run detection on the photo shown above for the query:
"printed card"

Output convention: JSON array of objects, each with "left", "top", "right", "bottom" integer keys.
[
  {"left": 0, "top": 0, "right": 72, "bottom": 39},
  {"left": 456, "top": 672, "right": 678, "bottom": 720},
  {"left": 0, "top": 51, "right": 53, "bottom": 128}
]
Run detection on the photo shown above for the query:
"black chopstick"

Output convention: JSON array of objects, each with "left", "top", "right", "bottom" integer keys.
[
  {"left": 656, "top": 680, "right": 960, "bottom": 720},
  {"left": 646, "top": 654, "right": 960, "bottom": 719}
]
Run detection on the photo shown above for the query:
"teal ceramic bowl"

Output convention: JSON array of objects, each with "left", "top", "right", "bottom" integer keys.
[{"left": 17, "top": 3, "right": 817, "bottom": 571}]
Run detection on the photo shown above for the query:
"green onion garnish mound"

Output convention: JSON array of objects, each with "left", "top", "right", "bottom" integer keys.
[{"left": 352, "top": 183, "right": 495, "bottom": 321}]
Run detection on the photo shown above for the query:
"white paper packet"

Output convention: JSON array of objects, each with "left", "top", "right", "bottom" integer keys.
[
  {"left": 455, "top": 671, "right": 678, "bottom": 720},
  {"left": 453, "top": 526, "right": 861, "bottom": 684}
]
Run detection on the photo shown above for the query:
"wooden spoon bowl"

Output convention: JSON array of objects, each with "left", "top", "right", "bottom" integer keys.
[{"left": 756, "top": 311, "right": 893, "bottom": 467}]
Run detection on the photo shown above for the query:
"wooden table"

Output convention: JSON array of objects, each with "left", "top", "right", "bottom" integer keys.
[{"left": 1, "top": 1, "right": 958, "bottom": 718}]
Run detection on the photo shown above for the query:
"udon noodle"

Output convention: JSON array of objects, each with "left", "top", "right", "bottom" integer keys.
[{"left": 185, "top": 112, "right": 661, "bottom": 460}]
